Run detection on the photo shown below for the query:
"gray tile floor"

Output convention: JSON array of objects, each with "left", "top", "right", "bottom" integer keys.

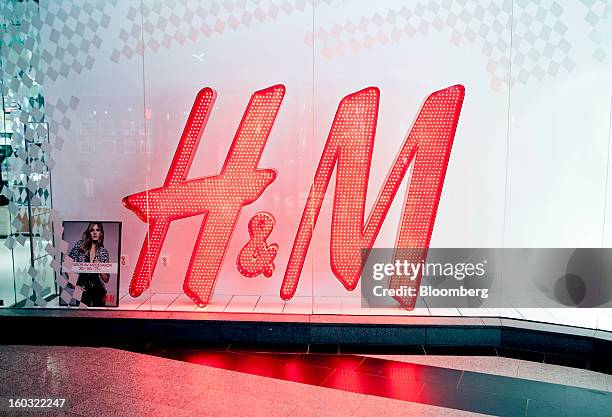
[
  {"left": 367, "top": 354, "right": 612, "bottom": 392},
  {"left": 0, "top": 344, "right": 494, "bottom": 417},
  {"left": 0, "top": 345, "right": 609, "bottom": 417}
]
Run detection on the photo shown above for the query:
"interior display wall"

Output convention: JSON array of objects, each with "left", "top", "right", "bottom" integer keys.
[{"left": 1, "top": 1, "right": 610, "bottom": 328}]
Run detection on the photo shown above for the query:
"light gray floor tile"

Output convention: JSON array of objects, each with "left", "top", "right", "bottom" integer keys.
[
  {"left": 282, "top": 296, "right": 312, "bottom": 314},
  {"left": 165, "top": 294, "right": 198, "bottom": 311},
  {"left": 0, "top": 372, "right": 46, "bottom": 396},
  {"left": 69, "top": 389, "right": 194, "bottom": 417},
  {"left": 20, "top": 355, "right": 119, "bottom": 391},
  {"left": 23, "top": 346, "right": 107, "bottom": 364},
  {"left": 182, "top": 387, "right": 295, "bottom": 417},
  {"left": 0, "top": 373, "right": 97, "bottom": 412},
  {"left": 137, "top": 293, "right": 180, "bottom": 311},
  {"left": 196, "top": 294, "right": 232, "bottom": 312},
  {"left": 224, "top": 295, "right": 261, "bottom": 313},
  {"left": 0, "top": 349, "right": 64, "bottom": 374},
  {"left": 516, "top": 361, "right": 609, "bottom": 391},
  {"left": 365, "top": 355, "right": 520, "bottom": 378},
  {"left": 287, "top": 407, "right": 354, "bottom": 417},
  {"left": 107, "top": 357, "right": 368, "bottom": 416},
  {"left": 253, "top": 296, "right": 286, "bottom": 313},
  {"left": 366, "top": 354, "right": 612, "bottom": 392},
  {"left": 198, "top": 370, "right": 368, "bottom": 416},
  {"left": 3, "top": 345, "right": 608, "bottom": 417},
  {"left": 353, "top": 395, "right": 495, "bottom": 417},
  {"left": 103, "top": 372, "right": 210, "bottom": 409},
  {"left": 94, "top": 349, "right": 226, "bottom": 385},
  {"left": 313, "top": 297, "right": 343, "bottom": 314},
  {"left": 0, "top": 411, "right": 81, "bottom": 417}
]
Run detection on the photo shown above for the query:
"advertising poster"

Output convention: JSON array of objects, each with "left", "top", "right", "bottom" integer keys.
[{"left": 60, "top": 221, "right": 121, "bottom": 307}]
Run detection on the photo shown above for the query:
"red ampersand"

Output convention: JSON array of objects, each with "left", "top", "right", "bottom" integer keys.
[{"left": 237, "top": 212, "right": 278, "bottom": 278}]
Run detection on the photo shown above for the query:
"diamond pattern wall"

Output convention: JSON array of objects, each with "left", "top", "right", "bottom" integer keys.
[
  {"left": 111, "top": 0, "right": 332, "bottom": 62},
  {"left": 307, "top": 0, "right": 579, "bottom": 90},
  {"left": 38, "top": 0, "right": 119, "bottom": 81},
  {"left": 580, "top": 0, "right": 612, "bottom": 62},
  {"left": 1, "top": 0, "right": 61, "bottom": 307}
]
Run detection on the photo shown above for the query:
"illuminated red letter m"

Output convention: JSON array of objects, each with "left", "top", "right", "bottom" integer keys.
[{"left": 281, "top": 85, "right": 465, "bottom": 310}]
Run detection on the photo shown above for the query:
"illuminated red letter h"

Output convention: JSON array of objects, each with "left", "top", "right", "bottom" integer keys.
[{"left": 123, "top": 85, "right": 286, "bottom": 307}]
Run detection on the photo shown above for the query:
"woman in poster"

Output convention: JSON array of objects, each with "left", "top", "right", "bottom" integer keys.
[{"left": 68, "top": 222, "right": 110, "bottom": 306}]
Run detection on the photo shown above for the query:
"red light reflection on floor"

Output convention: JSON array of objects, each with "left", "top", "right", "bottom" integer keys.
[
  {"left": 172, "top": 351, "right": 244, "bottom": 371},
  {"left": 161, "top": 350, "right": 432, "bottom": 402},
  {"left": 321, "top": 369, "right": 422, "bottom": 402},
  {"left": 297, "top": 353, "right": 365, "bottom": 371},
  {"left": 234, "top": 354, "right": 333, "bottom": 385},
  {"left": 355, "top": 356, "right": 463, "bottom": 385}
]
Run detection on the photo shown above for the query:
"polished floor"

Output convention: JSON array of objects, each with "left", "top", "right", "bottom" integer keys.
[{"left": 0, "top": 344, "right": 610, "bottom": 417}]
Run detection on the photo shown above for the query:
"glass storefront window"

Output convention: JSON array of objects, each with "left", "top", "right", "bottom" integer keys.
[{"left": 0, "top": 0, "right": 610, "bottom": 333}]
